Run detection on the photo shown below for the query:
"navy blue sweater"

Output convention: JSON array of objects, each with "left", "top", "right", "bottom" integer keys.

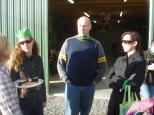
[{"left": 57, "top": 35, "right": 107, "bottom": 86}]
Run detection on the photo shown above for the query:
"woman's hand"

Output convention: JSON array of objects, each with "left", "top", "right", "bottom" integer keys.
[
  {"left": 20, "top": 88, "right": 28, "bottom": 95},
  {"left": 148, "top": 64, "right": 154, "bottom": 71},
  {"left": 20, "top": 88, "right": 28, "bottom": 98}
]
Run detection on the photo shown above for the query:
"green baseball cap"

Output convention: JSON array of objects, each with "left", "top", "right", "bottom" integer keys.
[{"left": 17, "top": 28, "right": 32, "bottom": 41}]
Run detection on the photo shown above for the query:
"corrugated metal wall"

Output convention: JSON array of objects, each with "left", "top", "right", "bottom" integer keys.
[{"left": 0, "top": 0, "right": 49, "bottom": 94}]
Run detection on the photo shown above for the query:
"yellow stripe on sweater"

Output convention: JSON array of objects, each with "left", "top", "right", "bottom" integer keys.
[
  {"left": 59, "top": 53, "right": 67, "bottom": 62},
  {"left": 97, "top": 57, "right": 106, "bottom": 63}
]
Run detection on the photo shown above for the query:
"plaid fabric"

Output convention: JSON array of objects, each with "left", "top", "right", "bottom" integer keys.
[{"left": 0, "top": 64, "right": 22, "bottom": 115}]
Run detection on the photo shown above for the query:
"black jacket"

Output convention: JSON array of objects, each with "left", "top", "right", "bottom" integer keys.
[
  {"left": 10, "top": 54, "right": 46, "bottom": 102},
  {"left": 143, "top": 50, "right": 154, "bottom": 85},
  {"left": 107, "top": 52, "right": 146, "bottom": 92}
]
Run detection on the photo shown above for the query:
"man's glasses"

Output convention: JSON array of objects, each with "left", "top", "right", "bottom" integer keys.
[
  {"left": 122, "top": 40, "right": 134, "bottom": 44},
  {"left": 19, "top": 39, "right": 32, "bottom": 45}
]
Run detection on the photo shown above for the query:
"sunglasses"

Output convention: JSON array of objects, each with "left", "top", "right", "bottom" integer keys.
[
  {"left": 19, "top": 39, "right": 32, "bottom": 45},
  {"left": 122, "top": 40, "right": 134, "bottom": 44}
]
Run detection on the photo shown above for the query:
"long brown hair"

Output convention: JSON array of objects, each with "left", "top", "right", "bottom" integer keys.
[
  {"left": 8, "top": 39, "right": 39, "bottom": 71},
  {"left": 121, "top": 31, "right": 144, "bottom": 57},
  {"left": 0, "top": 35, "right": 9, "bottom": 62}
]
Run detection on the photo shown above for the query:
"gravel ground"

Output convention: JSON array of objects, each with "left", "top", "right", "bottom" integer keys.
[{"left": 44, "top": 95, "right": 108, "bottom": 115}]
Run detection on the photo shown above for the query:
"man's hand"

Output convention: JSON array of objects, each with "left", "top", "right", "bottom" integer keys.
[
  {"left": 65, "top": 80, "right": 70, "bottom": 84},
  {"left": 93, "top": 80, "right": 96, "bottom": 85},
  {"left": 43, "top": 102, "right": 47, "bottom": 108}
]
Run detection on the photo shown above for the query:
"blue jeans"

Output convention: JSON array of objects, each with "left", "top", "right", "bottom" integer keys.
[
  {"left": 65, "top": 83, "right": 95, "bottom": 115},
  {"left": 140, "top": 84, "right": 154, "bottom": 99}
]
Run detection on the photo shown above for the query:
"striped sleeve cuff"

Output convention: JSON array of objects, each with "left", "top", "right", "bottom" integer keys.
[
  {"left": 59, "top": 53, "right": 67, "bottom": 62},
  {"left": 97, "top": 56, "right": 106, "bottom": 63}
]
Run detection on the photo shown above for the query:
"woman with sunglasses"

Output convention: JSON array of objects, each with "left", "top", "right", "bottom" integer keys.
[
  {"left": 8, "top": 28, "right": 46, "bottom": 115},
  {"left": 107, "top": 31, "right": 146, "bottom": 115}
]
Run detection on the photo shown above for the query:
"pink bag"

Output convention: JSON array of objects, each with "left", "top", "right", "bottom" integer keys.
[{"left": 126, "top": 98, "right": 154, "bottom": 115}]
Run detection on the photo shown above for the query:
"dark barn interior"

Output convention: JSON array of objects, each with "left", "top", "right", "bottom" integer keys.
[{"left": 48, "top": 0, "right": 149, "bottom": 75}]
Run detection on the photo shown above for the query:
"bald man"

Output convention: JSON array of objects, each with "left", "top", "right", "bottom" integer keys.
[{"left": 57, "top": 16, "right": 108, "bottom": 115}]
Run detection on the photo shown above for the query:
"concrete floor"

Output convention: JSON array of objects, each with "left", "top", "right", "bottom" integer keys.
[{"left": 47, "top": 74, "right": 145, "bottom": 115}]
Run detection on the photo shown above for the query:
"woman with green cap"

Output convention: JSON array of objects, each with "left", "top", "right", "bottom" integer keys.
[{"left": 8, "top": 28, "right": 47, "bottom": 115}]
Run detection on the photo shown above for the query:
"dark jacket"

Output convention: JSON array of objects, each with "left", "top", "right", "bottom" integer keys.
[
  {"left": 10, "top": 54, "right": 46, "bottom": 102},
  {"left": 107, "top": 52, "right": 146, "bottom": 92},
  {"left": 143, "top": 50, "right": 154, "bottom": 85}
]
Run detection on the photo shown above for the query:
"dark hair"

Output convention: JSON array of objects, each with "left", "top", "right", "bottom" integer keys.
[
  {"left": 121, "top": 31, "right": 144, "bottom": 57},
  {"left": 0, "top": 35, "right": 9, "bottom": 62}
]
